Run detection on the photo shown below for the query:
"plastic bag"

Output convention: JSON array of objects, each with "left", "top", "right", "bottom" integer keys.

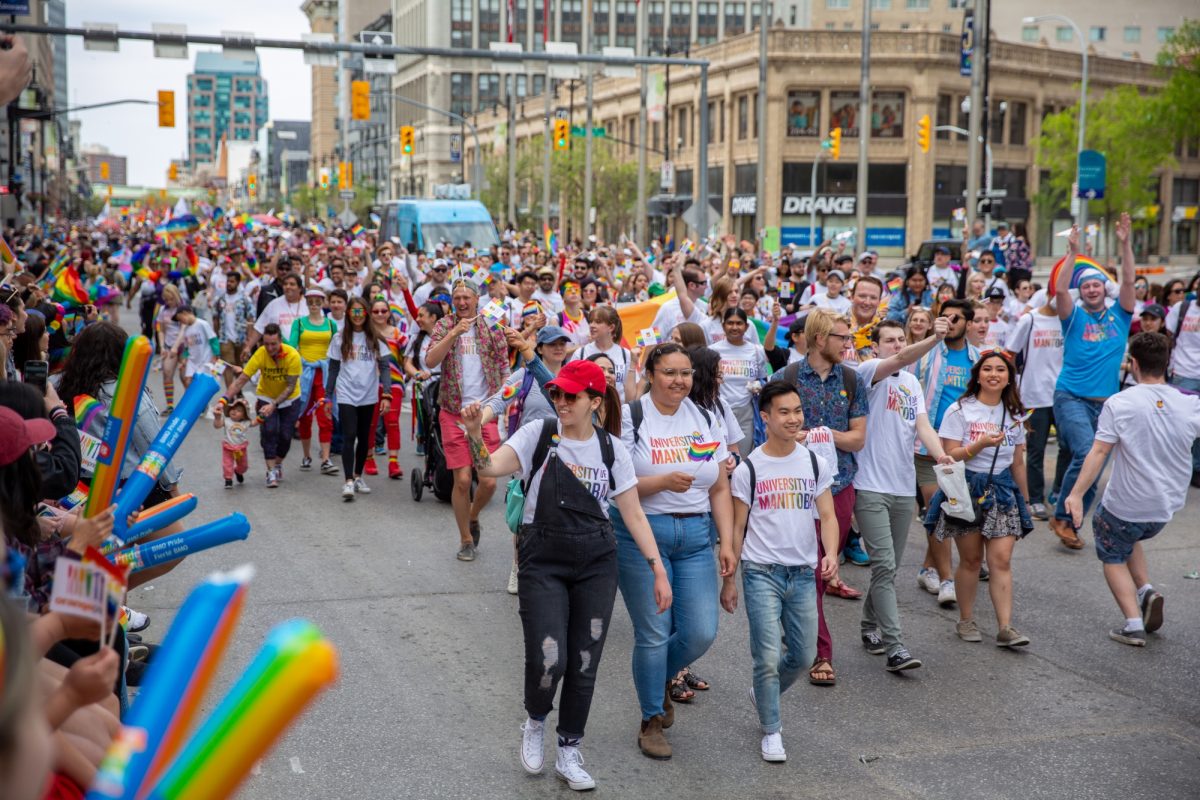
[{"left": 935, "top": 460, "right": 976, "bottom": 522}]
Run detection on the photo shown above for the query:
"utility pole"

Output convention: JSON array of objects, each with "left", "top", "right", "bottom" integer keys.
[
  {"left": 541, "top": 1, "right": 551, "bottom": 237},
  {"left": 507, "top": 75, "right": 516, "bottom": 227},
  {"left": 754, "top": 4, "right": 768, "bottom": 243},
  {"left": 965, "top": 0, "right": 989, "bottom": 237},
  {"left": 635, "top": 0, "right": 647, "bottom": 243},
  {"left": 855, "top": 0, "right": 870, "bottom": 254},
  {"left": 583, "top": 0, "right": 594, "bottom": 241}
]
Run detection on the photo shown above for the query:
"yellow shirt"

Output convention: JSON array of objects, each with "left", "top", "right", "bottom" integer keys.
[{"left": 244, "top": 344, "right": 303, "bottom": 405}]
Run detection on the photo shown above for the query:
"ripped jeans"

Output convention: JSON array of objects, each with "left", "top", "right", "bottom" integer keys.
[{"left": 517, "top": 520, "right": 618, "bottom": 739}]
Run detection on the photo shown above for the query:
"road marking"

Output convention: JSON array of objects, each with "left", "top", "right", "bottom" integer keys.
[{"left": 289, "top": 757, "right": 305, "bottom": 774}]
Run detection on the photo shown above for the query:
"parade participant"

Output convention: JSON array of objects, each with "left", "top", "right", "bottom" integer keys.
[
  {"left": 981, "top": 287, "right": 1011, "bottom": 348},
  {"left": 245, "top": 273, "right": 306, "bottom": 361},
  {"left": 287, "top": 287, "right": 338, "bottom": 475},
  {"left": 533, "top": 265, "right": 565, "bottom": 315},
  {"left": 223, "top": 323, "right": 303, "bottom": 488},
  {"left": 325, "top": 296, "right": 392, "bottom": 500},
  {"left": 1165, "top": 287, "right": 1200, "bottom": 487},
  {"left": 1050, "top": 217, "right": 1136, "bottom": 550},
  {"left": 905, "top": 305, "right": 933, "bottom": 347},
  {"left": 169, "top": 305, "right": 218, "bottom": 390},
  {"left": 809, "top": 269, "right": 851, "bottom": 314},
  {"left": 926, "top": 246, "right": 957, "bottom": 289},
  {"left": 211, "top": 270, "right": 254, "bottom": 389},
  {"left": 886, "top": 266, "right": 934, "bottom": 322},
  {"left": 154, "top": 283, "right": 185, "bottom": 414},
  {"left": 212, "top": 397, "right": 257, "bottom": 488},
  {"left": 1064, "top": 332, "right": 1200, "bottom": 646},
  {"left": 617, "top": 343, "right": 733, "bottom": 761},
  {"left": 927, "top": 350, "right": 1033, "bottom": 648},
  {"left": 674, "top": 273, "right": 761, "bottom": 346},
  {"left": 425, "top": 279, "right": 511, "bottom": 561},
  {"left": 572, "top": 305, "right": 636, "bottom": 402},
  {"left": 462, "top": 360, "right": 670, "bottom": 791},
  {"left": 769, "top": 309, "right": 866, "bottom": 687},
  {"left": 846, "top": 275, "right": 885, "bottom": 365},
  {"left": 720, "top": 380, "right": 838, "bottom": 762},
  {"left": 854, "top": 318, "right": 952, "bottom": 670},
  {"left": 712, "top": 308, "right": 768, "bottom": 456},
  {"left": 652, "top": 266, "right": 708, "bottom": 336},
  {"left": 362, "top": 298, "right": 407, "bottom": 479}
]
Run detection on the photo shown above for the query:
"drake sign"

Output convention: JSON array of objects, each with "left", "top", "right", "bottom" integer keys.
[{"left": 782, "top": 195, "right": 857, "bottom": 215}]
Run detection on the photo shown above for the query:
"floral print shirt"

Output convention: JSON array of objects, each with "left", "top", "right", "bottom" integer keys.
[{"left": 430, "top": 314, "right": 510, "bottom": 411}]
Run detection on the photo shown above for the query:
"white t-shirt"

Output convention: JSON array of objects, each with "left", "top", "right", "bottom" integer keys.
[
  {"left": 938, "top": 397, "right": 1026, "bottom": 473},
  {"left": 558, "top": 309, "right": 591, "bottom": 347},
  {"left": 983, "top": 317, "right": 1011, "bottom": 349},
  {"left": 714, "top": 400, "right": 741, "bottom": 449},
  {"left": 811, "top": 292, "right": 852, "bottom": 315},
  {"left": 533, "top": 287, "right": 564, "bottom": 315},
  {"left": 713, "top": 339, "right": 767, "bottom": 410},
  {"left": 255, "top": 295, "right": 306, "bottom": 337},
  {"left": 693, "top": 311, "right": 761, "bottom": 346},
  {"left": 506, "top": 420, "right": 638, "bottom": 524},
  {"left": 413, "top": 281, "right": 452, "bottom": 307},
  {"left": 328, "top": 331, "right": 389, "bottom": 406},
  {"left": 927, "top": 264, "right": 957, "bottom": 289},
  {"left": 405, "top": 334, "right": 441, "bottom": 377},
  {"left": 456, "top": 327, "right": 488, "bottom": 404},
  {"left": 731, "top": 443, "right": 833, "bottom": 567},
  {"left": 854, "top": 359, "right": 927, "bottom": 496},
  {"left": 1095, "top": 383, "right": 1200, "bottom": 523},
  {"left": 620, "top": 395, "right": 728, "bottom": 515},
  {"left": 1009, "top": 312, "right": 1063, "bottom": 409},
  {"left": 181, "top": 319, "right": 217, "bottom": 376},
  {"left": 1166, "top": 299, "right": 1200, "bottom": 380},
  {"left": 572, "top": 342, "right": 632, "bottom": 402}
]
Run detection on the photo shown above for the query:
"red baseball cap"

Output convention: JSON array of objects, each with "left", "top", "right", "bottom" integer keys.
[
  {"left": 0, "top": 406, "right": 56, "bottom": 468},
  {"left": 546, "top": 360, "right": 607, "bottom": 396}
]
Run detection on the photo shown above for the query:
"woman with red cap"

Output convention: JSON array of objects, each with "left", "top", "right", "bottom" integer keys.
[{"left": 461, "top": 359, "right": 670, "bottom": 793}]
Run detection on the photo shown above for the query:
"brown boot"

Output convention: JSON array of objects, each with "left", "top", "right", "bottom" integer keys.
[
  {"left": 662, "top": 680, "right": 674, "bottom": 728},
  {"left": 1049, "top": 517, "right": 1084, "bottom": 550},
  {"left": 638, "top": 715, "right": 672, "bottom": 760}
]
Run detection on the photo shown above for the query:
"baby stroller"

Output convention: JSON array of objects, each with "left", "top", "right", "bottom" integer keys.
[{"left": 411, "top": 377, "right": 454, "bottom": 502}]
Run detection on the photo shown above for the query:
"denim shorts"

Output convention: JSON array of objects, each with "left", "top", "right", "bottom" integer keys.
[{"left": 1092, "top": 504, "right": 1165, "bottom": 565}]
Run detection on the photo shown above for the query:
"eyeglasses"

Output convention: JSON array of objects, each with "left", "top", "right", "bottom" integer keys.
[
  {"left": 349, "top": 308, "right": 365, "bottom": 316},
  {"left": 1169, "top": 287, "right": 1184, "bottom": 294},
  {"left": 826, "top": 332, "right": 848, "bottom": 341},
  {"left": 656, "top": 367, "right": 695, "bottom": 379},
  {"left": 548, "top": 387, "right": 585, "bottom": 403},
  {"left": 371, "top": 309, "right": 390, "bottom": 316}
]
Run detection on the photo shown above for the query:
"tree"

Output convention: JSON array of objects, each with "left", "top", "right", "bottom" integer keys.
[{"left": 1156, "top": 20, "right": 1200, "bottom": 142}]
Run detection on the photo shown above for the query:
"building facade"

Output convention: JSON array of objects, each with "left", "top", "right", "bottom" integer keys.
[
  {"left": 472, "top": 27, "right": 1200, "bottom": 263},
  {"left": 186, "top": 52, "right": 270, "bottom": 168},
  {"left": 348, "top": 12, "right": 394, "bottom": 201},
  {"left": 254, "top": 120, "right": 313, "bottom": 202},
  {"left": 82, "top": 146, "right": 128, "bottom": 187}
]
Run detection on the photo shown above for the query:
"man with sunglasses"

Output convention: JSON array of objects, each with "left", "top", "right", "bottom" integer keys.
[
  {"left": 413, "top": 258, "right": 453, "bottom": 307},
  {"left": 651, "top": 264, "right": 709, "bottom": 337}
]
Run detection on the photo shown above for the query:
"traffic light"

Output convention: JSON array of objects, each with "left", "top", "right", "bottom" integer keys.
[
  {"left": 917, "top": 113, "right": 931, "bottom": 154},
  {"left": 400, "top": 125, "right": 415, "bottom": 155},
  {"left": 168, "top": 163, "right": 178, "bottom": 181},
  {"left": 344, "top": 162, "right": 352, "bottom": 189},
  {"left": 319, "top": 168, "right": 329, "bottom": 189},
  {"left": 553, "top": 118, "right": 569, "bottom": 151},
  {"left": 338, "top": 162, "right": 351, "bottom": 189},
  {"left": 99, "top": 161, "right": 110, "bottom": 181},
  {"left": 247, "top": 173, "right": 257, "bottom": 196},
  {"left": 157, "top": 90, "right": 175, "bottom": 128},
  {"left": 351, "top": 80, "right": 371, "bottom": 121},
  {"left": 829, "top": 127, "right": 841, "bottom": 161}
]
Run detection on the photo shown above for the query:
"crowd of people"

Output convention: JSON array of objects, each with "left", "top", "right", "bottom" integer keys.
[{"left": 2, "top": 203, "right": 1199, "bottom": 796}]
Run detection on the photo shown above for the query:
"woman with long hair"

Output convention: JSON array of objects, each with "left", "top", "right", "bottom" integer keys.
[
  {"left": 925, "top": 350, "right": 1034, "bottom": 648},
  {"left": 363, "top": 297, "right": 407, "bottom": 480},
  {"left": 325, "top": 295, "right": 392, "bottom": 500},
  {"left": 10, "top": 309, "right": 47, "bottom": 377},
  {"left": 462, "top": 360, "right": 669, "bottom": 791},
  {"left": 670, "top": 322, "right": 707, "bottom": 349},
  {"left": 574, "top": 305, "right": 637, "bottom": 401},
  {"left": 931, "top": 282, "right": 957, "bottom": 318},
  {"left": 1159, "top": 278, "right": 1186, "bottom": 307},
  {"left": 905, "top": 306, "right": 933, "bottom": 345},
  {"left": 403, "top": 301, "right": 446, "bottom": 456},
  {"left": 155, "top": 283, "right": 184, "bottom": 413},
  {"left": 288, "top": 287, "right": 338, "bottom": 475},
  {"left": 1006, "top": 222, "right": 1033, "bottom": 277},
  {"left": 887, "top": 266, "right": 934, "bottom": 322}
]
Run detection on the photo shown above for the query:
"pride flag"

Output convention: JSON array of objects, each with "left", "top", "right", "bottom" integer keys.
[
  {"left": 1047, "top": 254, "right": 1116, "bottom": 296},
  {"left": 53, "top": 266, "right": 90, "bottom": 306},
  {"left": 543, "top": 224, "right": 558, "bottom": 255},
  {"left": 0, "top": 234, "right": 16, "bottom": 268}
]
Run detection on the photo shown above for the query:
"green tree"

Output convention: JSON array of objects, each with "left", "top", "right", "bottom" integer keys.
[{"left": 1156, "top": 19, "right": 1200, "bottom": 142}]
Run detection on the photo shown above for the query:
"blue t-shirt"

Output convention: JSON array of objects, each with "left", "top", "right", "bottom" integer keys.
[
  {"left": 1057, "top": 302, "right": 1132, "bottom": 399},
  {"left": 934, "top": 346, "right": 973, "bottom": 428}
]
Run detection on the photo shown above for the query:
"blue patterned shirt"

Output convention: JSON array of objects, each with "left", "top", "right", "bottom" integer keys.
[{"left": 773, "top": 357, "right": 869, "bottom": 493}]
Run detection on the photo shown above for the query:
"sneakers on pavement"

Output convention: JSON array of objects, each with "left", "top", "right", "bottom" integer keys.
[
  {"left": 979, "top": 564, "right": 990, "bottom": 582},
  {"left": 364, "top": 457, "right": 378, "bottom": 476},
  {"left": 844, "top": 538, "right": 870, "bottom": 566},
  {"left": 470, "top": 519, "right": 482, "bottom": 547},
  {"left": 353, "top": 477, "right": 371, "bottom": 494},
  {"left": 1030, "top": 502, "right": 1049, "bottom": 520},
  {"left": 956, "top": 619, "right": 982, "bottom": 642},
  {"left": 1141, "top": 590, "right": 1164, "bottom": 633},
  {"left": 300, "top": 456, "right": 312, "bottom": 471},
  {"left": 457, "top": 543, "right": 477, "bottom": 562},
  {"left": 507, "top": 562, "right": 519, "bottom": 595},
  {"left": 1109, "top": 626, "right": 1147, "bottom": 647},
  {"left": 519, "top": 718, "right": 545, "bottom": 774},
  {"left": 918, "top": 567, "right": 941, "bottom": 595},
  {"left": 124, "top": 607, "right": 151, "bottom": 633},
  {"left": 235, "top": 472, "right": 244, "bottom": 484},
  {"left": 885, "top": 648, "right": 922, "bottom": 671},
  {"left": 555, "top": 745, "right": 595, "bottom": 790},
  {"left": 265, "top": 467, "right": 279, "bottom": 489},
  {"left": 342, "top": 480, "right": 355, "bottom": 501},
  {"left": 760, "top": 732, "right": 787, "bottom": 763},
  {"left": 224, "top": 478, "right": 233, "bottom": 489},
  {"left": 320, "top": 459, "right": 339, "bottom": 475},
  {"left": 861, "top": 630, "right": 886, "bottom": 655},
  {"left": 388, "top": 459, "right": 402, "bottom": 479},
  {"left": 638, "top": 716, "right": 671, "bottom": 760},
  {"left": 996, "top": 625, "right": 1030, "bottom": 648},
  {"left": 938, "top": 580, "right": 957, "bottom": 608}
]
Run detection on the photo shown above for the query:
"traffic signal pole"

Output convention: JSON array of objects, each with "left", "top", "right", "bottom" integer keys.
[{"left": 374, "top": 92, "right": 483, "bottom": 200}]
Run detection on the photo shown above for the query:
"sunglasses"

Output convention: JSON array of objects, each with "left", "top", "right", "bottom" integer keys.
[
  {"left": 371, "top": 309, "right": 390, "bottom": 316},
  {"left": 548, "top": 387, "right": 586, "bottom": 403}
]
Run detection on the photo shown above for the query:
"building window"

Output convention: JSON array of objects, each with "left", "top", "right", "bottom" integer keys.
[
  {"left": 651, "top": 121, "right": 660, "bottom": 151},
  {"left": 872, "top": 91, "right": 904, "bottom": 138},
  {"left": 825, "top": 0, "right": 849, "bottom": 9},
  {"left": 948, "top": 0, "right": 968, "bottom": 7},
  {"left": 533, "top": 1, "right": 546, "bottom": 50},
  {"left": 905, "top": 0, "right": 929, "bottom": 9},
  {"left": 514, "top": 74, "right": 528, "bottom": 96},
  {"left": 697, "top": 3, "right": 719, "bottom": 44},
  {"left": 674, "top": 106, "right": 688, "bottom": 148},
  {"left": 786, "top": 90, "right": 819, "bottom": 137},
  {"left": 1021, "top": 25, "right": 1038, "bottom": 42},
  {"left": 561, "top": 0, "right": 583, "bottom": 45},
  {"left": 1055, "top": 26, "right": 1072, "bottom": 42},
  {"left": 737, "top": 94, "right": 749, "bottom": 139},
  {"left": 790, "top": 5, "right": 798, "bottom": 25},
  {"left": 719, "top": 99, "right": 725, "bottom": 142},
  {"left": 735, "top": 163, "right": 756, "bottom": 194},
  {"left": 615, "top": 1, "right": 638, "bottom": 47},
  {"left": 935, "top": 93, "right": 952, "bottom": 139},
  {"left": 830, "top": 91, "right": 860, "bottom": 137},
  {"left": 511, "top": 0, "right": 527, "bottom": 47},
  {"left": 451, "top": 0, "right": 472, "bottom": 48},
  {"left": 450, "top": 72, "right": 471, "bottom": 117},
  {"left": 871, "top": 0, "right": 891, "bottom": 9},
  {"left": 1123, "top": 26, "right": 1141, "bottom": 43},
  {"left": 626, "top": 117, "right": 636, "bottom": 154},
  {"left": 532, "top": 74, "right": 545, "bottom": 95},
  {"left": 752, "top": 3, "right": 774, "bottom": 28},
  {"left": 1089, "top": 26, "right": 1106, "bottom": 42},
  {"left": 196, "top": 78, "right": 212, "bottom": 91},
  {"left": 477, "top": 74, "right": 500, "bottom": 112},
  {"left": 725, "top": 3, "right": 746, "bottom": 35},
  {"left": 989, "top": 100, "right": 1006, "bottom": 144},
  {"left": 1158, "top": 27, "right": 1175, "bottom": 43},
  {"left": 593, "top": 0, "right": 610, "bottom": 48},
  {"left": 1009, "top": 101, "right": 1027, "bottom": 146},
  {"left": 479, "top": 0, "right": 501, "bottom": 47},
  {"left": 647, "top": 2, "right": 665, "bottom": 41},
  {"left": 668, "top": 2, "right": 691, "bottom": 44}
]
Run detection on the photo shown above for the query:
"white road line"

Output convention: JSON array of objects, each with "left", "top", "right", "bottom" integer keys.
[{"left": 289, "top": 756, "right": 305, "bottom": 774}]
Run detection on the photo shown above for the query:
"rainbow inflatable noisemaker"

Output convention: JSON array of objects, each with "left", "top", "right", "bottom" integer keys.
[
  {"left": 115, "top": 494, "right": 199, "bottom": 549},
  {"left": 111, "top": 513, "right": 250, "bottom": 574},
  {"left": 1047, "top": 254, "right": 1116, "bottom": 296},
  {"left": 688, "top": 440, "right": 721, "bottom": 462},
  {"left": 85, "top": 336, "right": 153, "bottom": 520}
]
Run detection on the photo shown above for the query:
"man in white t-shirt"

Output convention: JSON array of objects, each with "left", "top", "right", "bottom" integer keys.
[
  {"left": 809, "top": 269, "right": 851, "bottom": 315},
  {"left": 652, "top": 265, "right": 709, "bottom": 336},
  {"left": 1165, "top": 295, "right": 1200, "bottom": 486},
  {"left": 1066, "top": 332, "right": 1200, "bottom": 647},
  {"left": 720, "top": 380, "right": 838, "bottom": 764}
]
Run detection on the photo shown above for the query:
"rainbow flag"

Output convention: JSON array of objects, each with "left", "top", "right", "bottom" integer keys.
[
  {"left": 349, "top": 223, "right": 364, "bottom": 237},
  {"left": 521, "top": 300, "right": 541, "bottom": 319},
  {"left": 52, "top": 266, "right": 90, "bottom": 306},
  {"left": 1048, "top": 254, "right": 1116, "bottom": 296},
  {"left": 72, "top": 394, "right": 105, "bottom": 431},
  {"left": 634, "top": 326, "right": 662, "bottom": 348},
  {"left": 89, "top": 283, "right": 123, "bottom": 306},
  {"left": 60, "top": 480, "right": 90, "bottom": 510},
  {"left": 886, "top": 276, "right": 902, "bottom": 294},
  {"left": 0, "top": 234, "right": 15, "bottom": 268},
  {"left": 688, "top": 440, "right": 720, "bottom": 462},
  {"left": 543, "top": 224, "right": 558, "bottom": 255}
]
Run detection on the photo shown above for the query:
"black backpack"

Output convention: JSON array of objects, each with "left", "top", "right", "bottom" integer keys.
[
  {"left": 525, "top": 418, "right": 616, "bottom": 495},
  {"left": 743, "top": 447, "right": 820, "bottom": 528},
  {"left": 772, "top": 357, "right": 857, "bottom": 408},
  {"left": 629, "top": 397, "right": 712, "bottom": 446}
]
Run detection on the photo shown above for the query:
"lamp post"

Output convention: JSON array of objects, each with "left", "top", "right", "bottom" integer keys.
[{"left": 1024, "top": 14, "right": 1089, "bottom": 231}]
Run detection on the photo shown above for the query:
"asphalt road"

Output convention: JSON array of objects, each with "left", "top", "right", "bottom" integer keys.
[{"left": 124, "top": 366, "right": 1200, "bottom": 800}]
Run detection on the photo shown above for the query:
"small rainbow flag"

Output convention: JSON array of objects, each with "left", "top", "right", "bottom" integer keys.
[
  {"left": 350, "top": 223, "right": 364, "bottom": 237},
  {"left": 72, "top": 394, "right": 105, "bottom": 431},
  {"left": 90, "top": 283, "right": 123, "bottom": 306},
  {"left": 501, "top": 382, "right": 519, "bottom": 401},
  {"left": 886, "top": 276, "right": 902, "bottom": 294},
  {"left": 635, "top": 326, "right": 662, "bottom": 348},
  {"left": 0, "top": 234, "right": 16, "bottom": 268},
  {"left": 688, "top": 440, "right": 720, "bottom": 462},
  {"left": 543, "top": 224, "right": 558, "bottom": 255},
  {"left": 1047, "top": 254, "right": 1116, "bottom": 296},
  {"left": 521, "top": 300, "right": 541, "bottom": 319},
  {"left": 60, "top": 480, "right": 90, "bottom": 510},
  {"left": 52, "top": 266, "right": 90, "bottom": 306}
]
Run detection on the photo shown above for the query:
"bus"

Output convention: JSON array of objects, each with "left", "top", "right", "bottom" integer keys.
[{"left": 379, "top": 199, "right": 500, "bottom": 254}]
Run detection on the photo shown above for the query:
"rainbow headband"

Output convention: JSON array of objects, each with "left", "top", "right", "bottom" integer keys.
[{"left": 1047, "top": 255, "right": 1116, "bottom": 296}]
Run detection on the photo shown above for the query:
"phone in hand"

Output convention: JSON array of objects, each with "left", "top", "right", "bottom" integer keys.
[{"left": 24, "top": 360, "right": 49, "bottom": 394}]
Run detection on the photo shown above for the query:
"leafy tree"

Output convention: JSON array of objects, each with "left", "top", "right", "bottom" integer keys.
[{"left": 1156, "top": 20, "right": 1200, "bottom": 142}]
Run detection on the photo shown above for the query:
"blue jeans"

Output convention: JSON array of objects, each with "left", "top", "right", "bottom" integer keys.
[
  {"left": 1171, "top": 375, "right": 1200, "bottom": 472},
  {"left": 1053, "top": 389, "right": 1105, "bottom": 523},
  {"left": 613, "top": 509, "right": 719, "bottom": 721},
  {"left": 742, "top": 562, "right": 818, "bottom": 735}
]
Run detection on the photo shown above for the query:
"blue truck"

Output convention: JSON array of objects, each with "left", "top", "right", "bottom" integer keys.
[{"left": 379, "top": 199, "right": 500, "bottom": 254}]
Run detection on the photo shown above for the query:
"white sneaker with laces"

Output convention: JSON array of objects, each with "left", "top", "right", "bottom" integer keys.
[
  {"left": 353, "top": 477, "right": 371, "bottom": 494},
  {"left": 124, "top": 607, "right": 150, "bottom": 633},
  {"left": 761, "top": 732, "right": 787, "bottom": 762},
  {"left": 555, "top": 745, "right": 595, "bottom": 790},
  {"left": 507, "top": 562, "right": 519, "bottom": 595},
  {"left": 520, "top": 719, "right": 545, "bottom": 774},
  {"left": 342, "top": 480, "right": 355, "bottom": 501},
  {"left": 918, "top": 568, "right": 941, "bottom": 595},
  {"left": 938, "top": 579, "right": 957, "bottom": 608}
]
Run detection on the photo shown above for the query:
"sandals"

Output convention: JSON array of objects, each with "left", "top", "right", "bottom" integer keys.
[
  {"left": 680, "top": 667, "right": 710, "bottom": 691},
  {"left": 825, "top": 580, "right": 864, "bottom": 600},
  {"left": 809, "top": 658, "right": 836, "bottom": 686},
  {"left": 668, "top": 674, "right": 695, "bottom": 703}
]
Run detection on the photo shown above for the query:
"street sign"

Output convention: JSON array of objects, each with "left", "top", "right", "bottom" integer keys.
[
  {"left": 554, "top": 107, "right": 569, "bottom": 121},
  {"left": 601, "top": 46, "right": 636, "bottom": 78},
  {"left": 1077, "top": 150, "right": 1106, "bottom": 200},
  {"left": 960, "top": 13, "right": 974, "bottom": 77},
  {"left": 0, "top": 2, "right": 31, "bottom": 14},
  {"left": 570, "top": 126, "right": 606, "bottom": 138},
  {"left": 339, "top": 190, "right": 355, "bottom": 200},
  {"left": 660, "top": 161, "right": 674, "bottom": 192},
  {"left": 359, "top": 30, "right": 397, "bottom": 74},
  {"left": 546, "top": 42, "right": 581, "bottom": 80},
  {"left": 338, "top": 208, "right": 358, "bottom": 227},
  {"left": 449, "top": 134, "right": 462, "bottom": 164}
]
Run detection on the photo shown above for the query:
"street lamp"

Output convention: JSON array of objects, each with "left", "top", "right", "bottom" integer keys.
[{"left": 1024, "top": 14, "right": 1089, "bottom": 231}]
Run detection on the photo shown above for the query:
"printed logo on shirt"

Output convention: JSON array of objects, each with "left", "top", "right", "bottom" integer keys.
[
  {"left": 944, "top": 364, "right": 970, "bottom": 390},
  {"left": 885, "top": 383, "right": 919, "bottom": 421},
  {"left": 967, "top": 421, "right": 1021, "bottom": 447},
  {"left": 1032, "top": 329, "right": 1063, "bottom": 348},
  {"left": 806, "top": 427, "right": 834, "bottom": 446},
  {"left": 566, "top": 462, "right": 610, "bottom": 500},
  {"left": 1181, "top": 314, "right": 1200, "bottom": 334},
  {"left": 721, "top": 358, "right": 757, "bottom": 378},
  {"left": 348, "top": 342, "right": 375, "bottom": 362},
  {"left": 754, "top": 476, "right": 816, "bottom": 510},
  {"left": 1081, "top": 315, "right": 1121, "bottom": 343},
  {"left": 649, "top": 431, "right": 710, "bottom": 465},
  {"left": 459, "top": 335, "right": 479, "bottom": 356}
]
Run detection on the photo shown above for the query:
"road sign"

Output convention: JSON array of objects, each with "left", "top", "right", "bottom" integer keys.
[
  {"left": 449, "top": 134, "right": 462, "bottom": 164},
  {"left": 554, "top": 107, "right": 569, "bottom": 121},
  {"left": 339, "top": 190, "right": 355, "bottom": 200},
  {"left": 1077, "top": 150, "right": 1106, "bottom": 200},
  {"left": 570, "top": 126, "right": 606, "bottom": 138},
  {"left": 660, "top": 161, "right": 674, "bottom": 192}
]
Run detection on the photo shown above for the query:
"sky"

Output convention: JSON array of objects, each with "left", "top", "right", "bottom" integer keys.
[{"left": 65, "top": 1, "right": 312, "bottom": 186}]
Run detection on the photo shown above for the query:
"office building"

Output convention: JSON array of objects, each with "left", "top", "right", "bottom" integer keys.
[
  {"left": 186, "top": 51, "right": 270, "bottom": 168},
  {"left": 82, "top": 145, "right": 128, "bottom": 187},
  {"left": 254, "top": 120, "right": 313, "bottom": 200}
]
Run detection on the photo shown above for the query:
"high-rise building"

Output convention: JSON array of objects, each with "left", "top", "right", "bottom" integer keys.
[
  {"left": 186, "top": 51, "right": 270, "bottom": 168},
  {"left": 254, "top": 120, "right": 313, "bottom": 200},
  {"left": 81, "top": 145, "right": 128, "bottom": 187}
]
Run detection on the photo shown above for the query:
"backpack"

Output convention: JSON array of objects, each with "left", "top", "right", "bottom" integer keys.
[
  {"left": 505, "top": 418, "right": 617, "bottom": 534},
  {"left": 505, "top": 370, "right": 537, "bottom": 435},
  {"left": 629, "top": 396, "right": 712, "bottom": 446},
  {"left": 773, "top": 357, "right": 857, "bottom": 408},
  {"left": 743, "top": 447, "right": 820, "bottom": 531}
]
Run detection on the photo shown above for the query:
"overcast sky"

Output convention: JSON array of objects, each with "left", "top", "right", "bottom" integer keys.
[{"left": 65, "top": 1, "right": 312, "bottom": 186}]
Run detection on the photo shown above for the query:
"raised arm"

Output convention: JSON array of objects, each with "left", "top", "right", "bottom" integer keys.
[
  {"left": 1115, "top": 212, "right": 1136, "bottom": 314},
  {"left": 1057, "top": 225, "right": 1078, "bottom": 321},
  {"left": 870, "top": 317, "right": 949, "bottom": 384}
]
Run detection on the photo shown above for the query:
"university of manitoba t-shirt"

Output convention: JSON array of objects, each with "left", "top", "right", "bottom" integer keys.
[
  {"left": 732, "top": 443, "right": 833, "bottom": 567},
  {"left": 938, "top": 397, "right": 1025, "bottom": 473},
  {"left": 854, "top": 359, "right": 927, "bottom": 496},
  {"left": 620, "top": 396, "right": 728, "bottom": 515}
]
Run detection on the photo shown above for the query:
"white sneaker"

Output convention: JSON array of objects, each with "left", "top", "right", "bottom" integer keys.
[
  {"left": 124, "top": 607, "right": 150, "bottom": 633},
  {"left": 507, "top": 562, "right": 519, "bottom": 595},
  {"left": 938, "top": 579, "right": 957, "bottom": 608},
  {"left": 918, "top": 567, "right": 941, "bottom": 595},
  {"left": 353, "top": 477, "right": 371, "bottom": 494},
  {"left": 519, "top": 718, "right": 545, "bottom": 774},
  {"left": 761, "top": 732, "right": 787, "bottom": 762},
  {"left": 342, "top": 480, "right": 355, "bottom": 501},
  {"left": 555, "top": 745, "right": 595, "bottom": 790}
]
